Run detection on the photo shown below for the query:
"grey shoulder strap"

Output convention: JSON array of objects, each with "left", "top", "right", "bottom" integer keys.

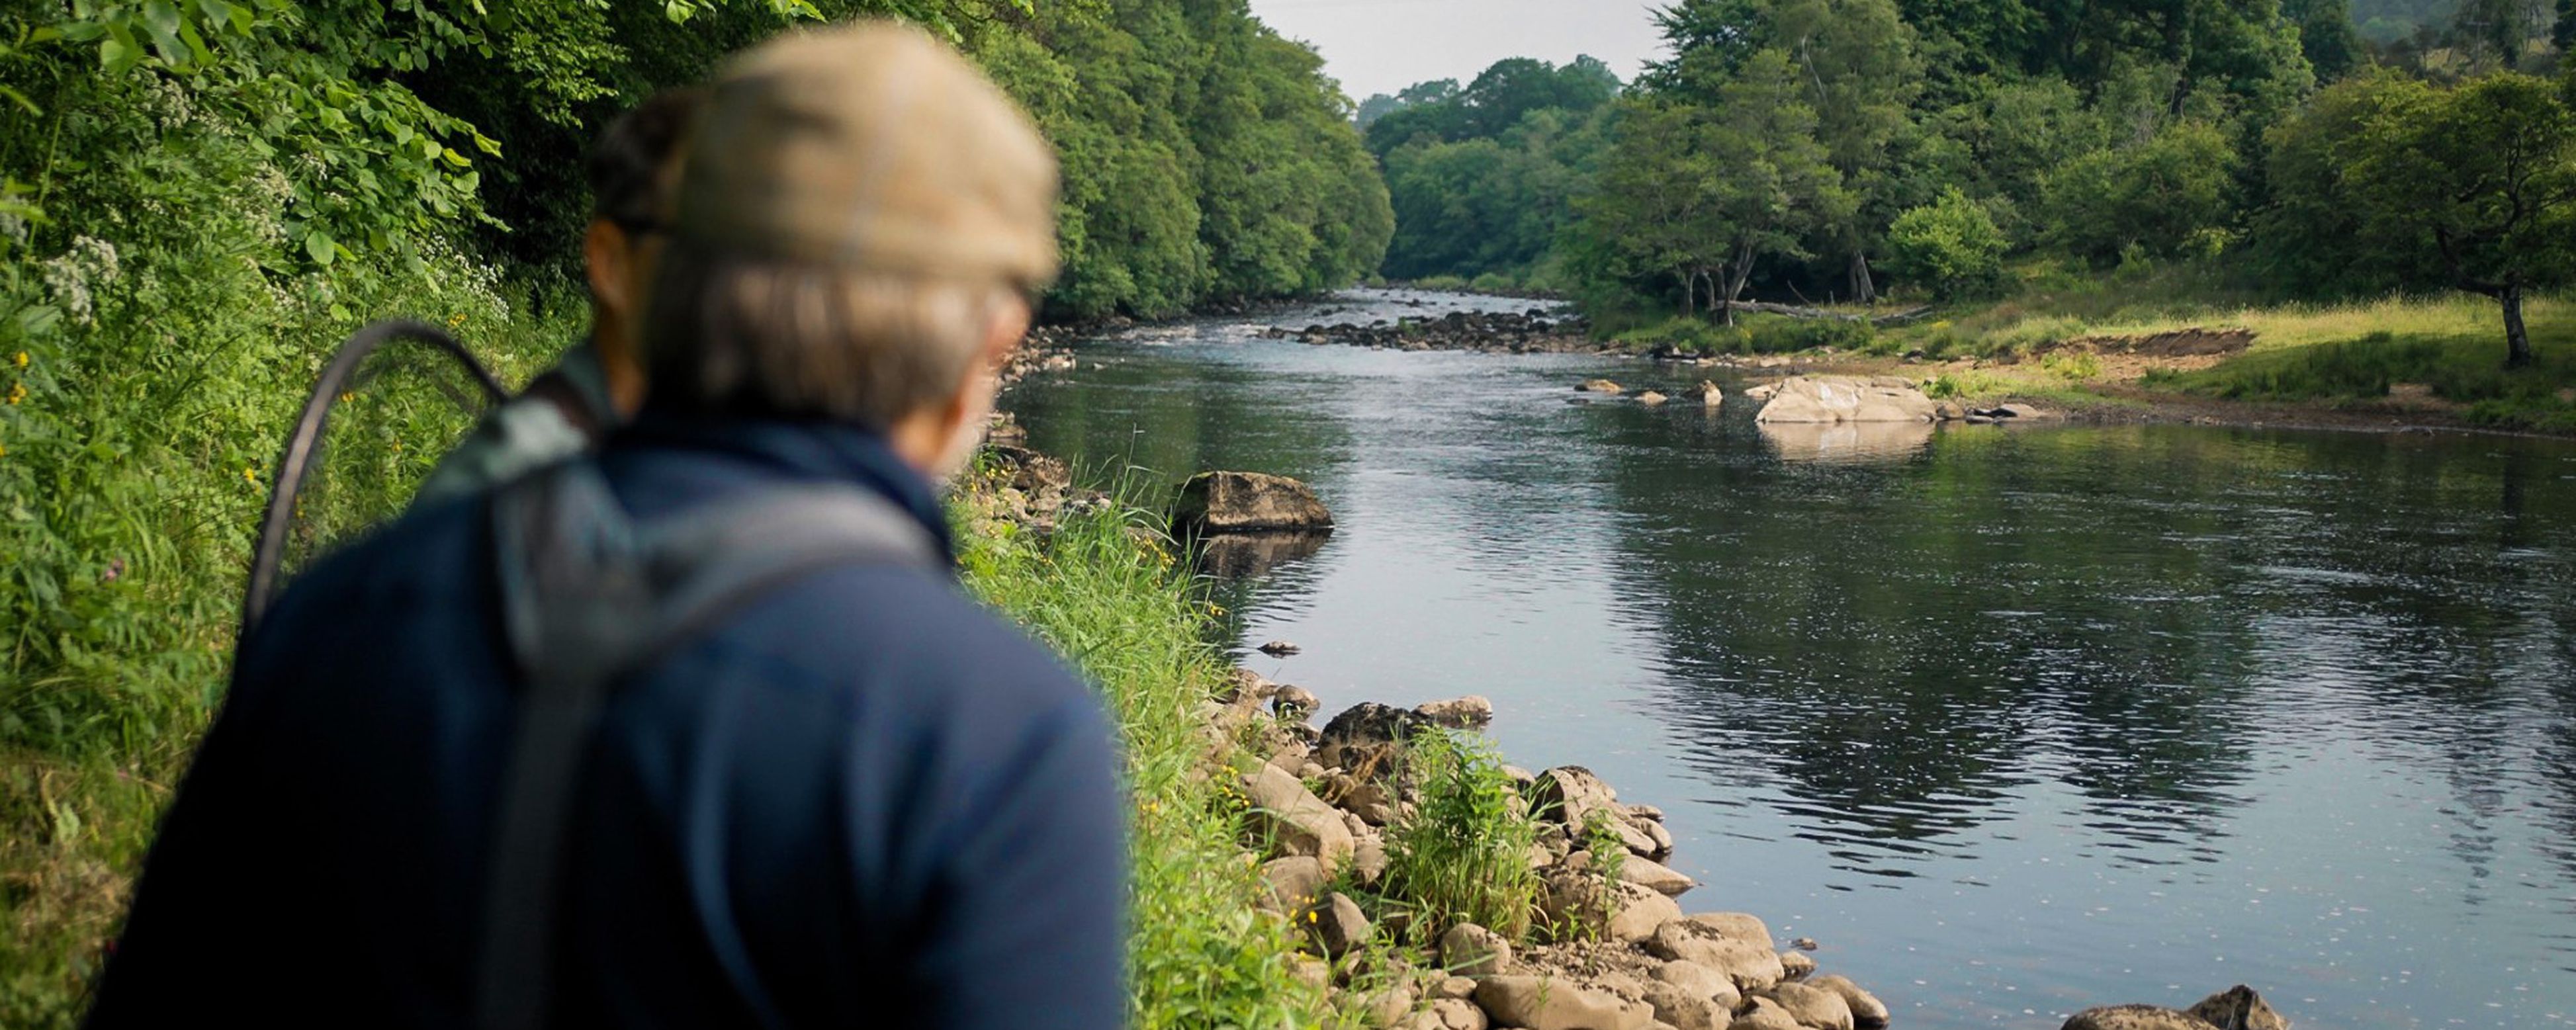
[{"left": 474, "top": 460, "right": 940, "bottom": 1030}]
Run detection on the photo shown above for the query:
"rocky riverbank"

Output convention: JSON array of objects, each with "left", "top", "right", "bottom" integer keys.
[{"left": 1264, "top": 308, "right": 1607, "bottom": 355}]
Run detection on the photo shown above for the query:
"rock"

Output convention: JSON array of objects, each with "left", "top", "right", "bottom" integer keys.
[
  {"left": 1647, "top": 921, "right": 1785, "bottom": 992},
  {"left": 1729, "top": 997, "right": 1803, "bottom": 1030},
  {"left": 1343, "top": 812, "right": 1372, "bottom": 837},
  {"left": 1630, "top": 815, "right": 1675, "bottom": 858},
  {"left": 1415, "top": 695, "right": 1495, "bottom": 728},
  {"left": 1805, "top": 976, "right": 1887, "bottom": 1027},
  {"left": 1440, "top": 922, "right": 1513, "bottom": 977},
  {"left": 1290, "top": 955, "right": 1332, "bottom": 990},
  {"left": 1789, "top": 937, "right": 1818, "bottom": 952},
  {"left": 1644, "top": 980, "right": 1724, "bottom": 1030},
  {"left": 1274, "top": 684, "right": 1319, "bottom": 719},
  {"left": 1267, "top": 741, "right": 1311, "bottom": 772},
  {"left": 1753, "top": 376, "right": 1937, "bottom": 425},
  {"left": 1530, "top": 766, "right": 1622, "bottom": 828},
  {"left": 1683, "top": 913, "right": 1777, "bottom": 952},
  {"left": 1365, "top": 982, "right": 1419, "bottom": 1027},
  {"left": 1996, "top": 402, "right": 2065, "bottom": 420},
  {"left": 1776, "top": 952, "right": 1815, "bottom": 980},
  {"left": 1744, "top": 382, "right": 1781, "bottom": 402},
  {"left": 1353, "top": 834, "right": 1390, "bottom": 886},
  {"left": 1296, "top": 760, "right": 1327, "bottom": 780},
  {"left": 1695, "top": 381, "right": 1723, "bottom": 407},
  {"left": 1174, "top": 471, "right": 1335, "bottom": 533},
  {"left": 1760, "top": 982, "right": 1853, "bottom": 1030},
  {"left": 1421, "top": 998, "right": 1489, "bottom": 1030},
  {"left": 1540, "top": 869, "right": 1681, "bottom": 943},
  {"left": 1319, "top": 703, "right": 1435, "bottom": 778},
  {"left": 1432, "top": 976, "right": 1480, "bottom": 1001},
  {"left": 2061, "top": 1008, "right": 2221, "bottom": 1030},
  {"left": 2188, "top": 986, "right": 2287, "bottom": 1030},
  {"left": 1933, "top": 400, "right": 1966, "bottom": 421},
  {"left": 1579, "top": 379, "right": 1626, "bottom": 394},
  {"left": 1260, "top": 640, "right": 1304, "bottom": 656},
  {"left": 1260, "top": 855, "right": 1327, "bottom": 911},
  {"left": 1241, "top": 763, "right": 1356, "bottom": 867},
  {"left": 1626, "top": 804, "right": 1666, "bottom": 822},
  {"left": 1618, "top": 855, "right": 1698, "bottom": 896},
  {"left": 1304, "top": 891, "right": 1370, "bottom": 957},
  {"left": 1472, "top": 975, "right": 1655, "bottom": 1030},
  {"left": 1638, "top": 391, "right": 1669, "bottom": 406},
  {"left": 1652, "top": 961, "right": 1741, "bottom": 1012}
]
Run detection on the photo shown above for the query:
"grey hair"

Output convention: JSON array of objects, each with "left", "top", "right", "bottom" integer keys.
[{"left": 642, "top": 247, "right": 1018, "bottom": 427}]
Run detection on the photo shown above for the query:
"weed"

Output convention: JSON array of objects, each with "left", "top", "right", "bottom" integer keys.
[{"left": 1380, "top": 728, "right": 1540, "bottom": 945}]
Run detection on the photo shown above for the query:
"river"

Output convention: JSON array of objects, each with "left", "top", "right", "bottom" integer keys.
[{"left": 1004, "top": 289, "right": 2576, "bottom": 1029}]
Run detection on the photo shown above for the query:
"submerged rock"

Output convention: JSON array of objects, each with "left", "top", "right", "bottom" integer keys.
[
  {"left": 1753, "top": 376, "right": 1937, "bottom": 425},
  {"left": 1174, "top": 471, "right": 1335, "bottom": 533},
  {"left": 1259, "top": 640, "right": 1304, "bottom": 656},
  {"left": 1579, "top": 379, "right": 1626, "bottom": 394},
  {"left": 1638, "top": 390, "right": 1669, "bottom": 406}
]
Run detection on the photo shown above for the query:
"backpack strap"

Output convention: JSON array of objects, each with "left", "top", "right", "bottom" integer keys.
[{"left": 474, "top": 460, "right": 940, "bottom": 1030}]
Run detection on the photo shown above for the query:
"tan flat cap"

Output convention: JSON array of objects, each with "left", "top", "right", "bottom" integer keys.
[{"left": 674, "top": 22, "right": 1059, "bottom": 286}]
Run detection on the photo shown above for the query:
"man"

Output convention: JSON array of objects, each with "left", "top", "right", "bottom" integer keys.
[
  {"left": 411, "top": 87, "right": 697, "bottom": 505},
  {"left": 88, "top": 24, "right": 1124, "bottom": 1030}
]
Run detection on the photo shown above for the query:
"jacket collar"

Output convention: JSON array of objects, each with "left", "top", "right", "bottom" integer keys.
[{"left": 609, "top": 413, "right": 958, "bottom": 569}]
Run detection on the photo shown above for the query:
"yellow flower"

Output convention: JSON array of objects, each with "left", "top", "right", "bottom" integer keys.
[
  {"left": 0, "top": 442, "right": 9, "bottom": 458},
  {"left": 242, "top": 466, "right": 259, "bottom": 486},
  {"left": 11, "top": 351, "right": 24, "bottom": 368},
  {"left": 339, "top": 391, "right": 355, "bottom": 404},
  {"left": 7, "top": 382, "right": 24, "bottom": 405},
  {"left": 447, "top": 312, "right": 468, "bottom": 328}
]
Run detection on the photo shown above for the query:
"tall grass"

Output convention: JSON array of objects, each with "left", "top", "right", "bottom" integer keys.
[
  {"left": 957, "top": 500, "right": 1330, "bottom": 1029},
  {"left": 1379, "top": 728, "right": 1540, "bottom": 945}
]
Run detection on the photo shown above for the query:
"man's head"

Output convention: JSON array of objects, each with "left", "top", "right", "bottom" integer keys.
[
  {"left": 584, "top": 87, "right": 701, "bottom": 416},
  {"left": 643, "top": 24, "right": 1059, "bottom": 480}
]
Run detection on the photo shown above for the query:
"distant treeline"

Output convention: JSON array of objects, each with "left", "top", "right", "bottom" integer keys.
[{"left": 1356, "top": 0, "right": 2576, "bottom": 366}]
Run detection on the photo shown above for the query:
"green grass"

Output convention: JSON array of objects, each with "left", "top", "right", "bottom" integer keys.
[
  {"left": 1378, "top": 728, "right": 1540, "bottom": 946},
  {"left": 2147, "top": 330, "right": 2576, "bottom": 430}
]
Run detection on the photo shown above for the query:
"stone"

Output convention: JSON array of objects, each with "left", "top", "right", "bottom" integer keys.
[
  {"left": 1540, "top": 869, "right": 1681, "bottom": 943},
  {"left": 1267, "top": 740, "right": 1312, "bottom": 772},
  {"left": 1290, "top": 955, "right": 1331, "bottom": 990},
  {"left": 1996, "top": 402, "right": 2065, "bottom": 420},
  {"left": 1260, "top": 639, "right": 1304, "bottom": 656},
  {"left": 1776, "top": 951, "right": 1816, "bottom": 980},
  {"left": 1760, "top": 982, "right": 1853, "bottom": 1030},
  {"left": 1728, "top": 998, "right": 1802, "bottom": 1030},
  {"left": 1353, "top": 834, "right": 1390, "bottom": 886},
  {"left": 1472, "top": 975, "right": 1655, "bottom": 1030},
  {"left": 1415, "top": 695, "right": 1496, "bottom": 728},
  {"left": 1440, "top": 922, "right": 1513, "bottom": 977},
  {"left": 2061, "top": 1008, "right": 2221, "bottom": 1030},
  {"left": 1241, "top": 763, "right": 1356, "bottom": 867},
  {"left": 1274, "top": 685, "right": 1319, "bottom": 719},
  {"left": 1530, "top": 766, "right": 1622, "bottom": 828},
  {"left": 1752, "top": 376, "right": 1937, "bottom": 425},
  {"left": 1365, "top": 982, "right": 1419, "bottom": 1027},
  {"left": 1630, "top": 815, "right": 1675, "bottom": 857},
  {"left": 1638, "top": 391, "right": 1670, "bottom": 406},
  {"left": 1174, "top": 471, "right": 1335, "bottom": 533},
  {"left": 1613, "top": 855, "right": 1696, "bottom": 896},
  {"left": 1579, "top": 379, "right": 1626, "bottom": 394},
  {"left": 1789, "top": 938, "right": 1818, "bottom": 952},
  {"left": 1695, "top": 381, "right": 1723, "bottom": 407},
  {"left": 1260, "top": 855, "right": 1327, "bottom": 912},
  {"left": 1423, "top": 998, "right": 1489, "bottom": 1030},
  {"left": 1432, "top": 976, "right": 1480, "bottom": 1001},
  {"left": 1652, "top": 961, "right": 1741, "bottom": 1012},
  {"left": 1805, "top": 976, "right": 1885, "bottom": 1027},
  {"left": 1643, "top": 980, "right": 1724, "bottom": 1030},
  {"left": 1304, "top": 891, "right": 1370, "bottom": 957},
  {"left": 1319, "top": 703, "right": 1435, "bottom": 779},
  {"left": 1744, "top": 382, "right": 1781, "bottom": 402},
  {"left": 1683, "top": 913, "right": 1777, "bottom": 952},
  {"left": 2188, "top": 986, "right": 2287, "bottom": 1030},
  {"left": 1626, "top": 803, "right": 1666, "bottom": 822},
  {"left": 1647, "top": 922, "right": 1785, "bottom": 992},
  {"left": 1343, "top": 812, "right": 1372, "bottom": 837}
]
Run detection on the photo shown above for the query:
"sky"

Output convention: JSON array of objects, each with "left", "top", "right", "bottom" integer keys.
[{"left": 1247, "top": 0, "right": 1670, "bottom": 102}]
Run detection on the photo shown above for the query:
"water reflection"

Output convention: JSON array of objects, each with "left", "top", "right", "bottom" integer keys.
[
  {"left": 1007, "top": 295, "right": 2576, "bottom": 1028},
  {"left": 1193, "top": 531, "right": 1332, "bottom": 578},
  {"left": 1757, "top": 419, "right": 1938, "bottom": 464}
]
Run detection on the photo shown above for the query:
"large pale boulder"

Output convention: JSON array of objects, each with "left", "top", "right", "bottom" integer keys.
[
  {"left": 1647, "top": 921, "right": 1785, "bottom": 992},
  {"left": 1472, "top": 976, "right": 1656, "bottom": 1030},
  {"left": 1683, "top": 913, "right": 1777, "bottom": 952},
  {"left": 1241, "top": 763, "right": 1355, "bottom": 867},
  {"left": 1753, "top": 376, "right": 1937, "bottom": 425},
  {"left": 1653, "top": 961, "right": 1742, "bottom": 1011},
  {"left": 1729, "top": 998, "right": 1802, "bottom": 1030},
  {"left": 1304, "top": 891, "right": 1370, "bottom": 957},
  {"left": 1643, "top": 980, "right": 1724, "bottom": 1030},
  {"left": 1806, "top": 976, "right": 1887, "bottom": 1027},
  {"left": 1540, "top": 870, "right": 1682, "bottom": 943},
  {"left": 1619, "top": 855, "right": 1698, "bottom": 896},
  {"left": 1531, "top": 766, "right": 1622, "bottom": 828},
  {"left": 2061, "top": 1008, "right": 2220, "bottom": 1030},
  {"left": 1174, "top": 471, "right": 1335, "bottom": 533},
  {"left": 1760, "top": 983, "right": 1853, "bottom": 1030},
  {"left": 1416, "top": 695, "right": 1496, "bottom": 728},
  {"left": 1259, "top": 856, "right": 1326, "bottom": 911},
  {"left": 1441, "top": 922, "right": 1513, "bottom": 977}
]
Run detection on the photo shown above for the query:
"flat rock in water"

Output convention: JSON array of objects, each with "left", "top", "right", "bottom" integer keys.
[
  {"left": 2188, "top": 986, "right": 2287, "bottom": 1030},
  {"left": 1416, "top": 695, "right": 1495, "bottom": 728},
  {"left": 1173, "top": 471, "right": 1335, "bottom": 533},
  {"left": 1638, "top": 390, "right": 1669, "bottom": 406},
  {"left": 2062, "top": 1007, "right": 2222, "bottom": 1030},
  {"left": 1753, "top": 376, "right": 1937, "bottom": 425},
  {"left": 1579, "top": 379, "right": 1626, "bottom": 394},
  {"left": 1619, "top": 854, "right": 1698, "bottom": 896},
  {"left": 1259, "top": 639, "right": 1302, "bottom": 656}
]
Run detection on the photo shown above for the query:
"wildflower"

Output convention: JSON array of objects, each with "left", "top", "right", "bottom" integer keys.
[
  {"left": 7, "top": 382, "right": 23, "bottom": 405},
  {"left": 11, "top": 352, "right": 24, "bottom": 368},
  {"left": 448, "top": 312, "right": 467, "bottom": 328},
  {"left": 339, "top": 391, "right": 354, "bottom": 404},
  {"left": 243, "top": 466, "right": 259, "bottom": 486}
]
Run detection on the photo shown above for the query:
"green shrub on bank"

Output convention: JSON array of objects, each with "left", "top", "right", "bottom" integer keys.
[
  {"left": 2151, "top": 330, "right": 2576, "bottom": 429},
  {"left": 958, "top": 504, "right": 1329, "bottom": 1029},
  {"left": 1380, "top": 728, "right": 1540, "bottom": 944},
  {"left": 1614, "top": 314, "right": 1878, "bottom": 356}
]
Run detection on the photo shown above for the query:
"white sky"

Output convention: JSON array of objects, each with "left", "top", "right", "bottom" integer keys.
[{"left": 1248, "top": 0, "right": 1670, "bottom": 101}]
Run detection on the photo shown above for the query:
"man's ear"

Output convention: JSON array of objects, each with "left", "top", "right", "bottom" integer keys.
[{"left": 583, "top": 220, "right": 632, "bottom": 311}]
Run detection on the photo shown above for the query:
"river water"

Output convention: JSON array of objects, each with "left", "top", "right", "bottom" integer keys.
[{"left": 1005, "top": 289, "right": 2576, "bottom": 1029}]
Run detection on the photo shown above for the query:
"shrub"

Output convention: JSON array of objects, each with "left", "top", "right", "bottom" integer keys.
[
  {"left": 1469, "top": 271, "right": 1516, "bottom": 294},
  {"left": 1887, "top": 188, "right": 2009, "bottom": 302},
  {"left": 1382, "top": 729, "right": 1540, "bottom": 943}
]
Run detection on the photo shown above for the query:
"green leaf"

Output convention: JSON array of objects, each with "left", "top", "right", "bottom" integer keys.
[
  {"left": 177, "top": 16, "right": 212, "bottom": 67},
  {"left": 303, "top": 229, "right": 335, "bottom": 265},
  {"left": 0, "top": 85, "right": 39, "bottom": 116},
  {"left": 439, "top": 146, "right": 470, "bottom": 169},
  {"left": 99, "top": 33, "right": 138, "bottom": 73},
  {"left": 140, "top": 1, "right": 186, "bottom": 66},
  {"left": 471, "top": 131, "right": 501, "bottom": 156}
]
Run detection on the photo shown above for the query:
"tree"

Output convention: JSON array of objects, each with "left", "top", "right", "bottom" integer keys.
[
  {"left": 2346, "top": 73, "right": 2576, "bottom": 367},
  {"left": 2041, "top": 120, "right": 2241, "bottom": 266},
  {"left": 2287, "top": 0, "right": 2366, "bottom": 80},
  {"left": 2252, "top": 71, "right": 2442, "bottom": 298},
  {"left": 1887, "top": 187, "right": 2008, "bottom": 300}
]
